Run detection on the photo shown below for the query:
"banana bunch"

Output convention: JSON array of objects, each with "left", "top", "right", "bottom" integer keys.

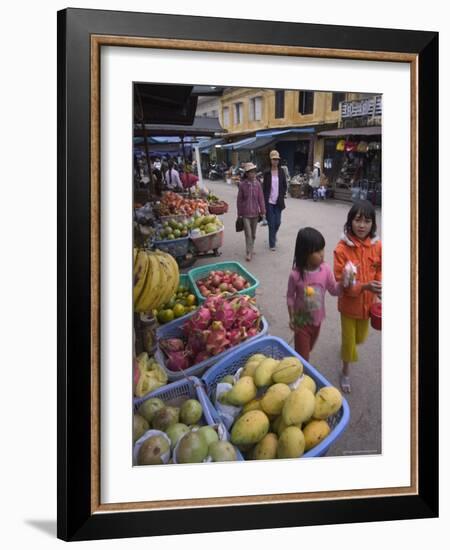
[{"left": 134, "top": 249, "right": 179, "bottom": 313}]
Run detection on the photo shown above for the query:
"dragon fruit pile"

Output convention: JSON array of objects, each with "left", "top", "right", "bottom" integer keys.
[
  {"left": 159, "top": 294, "right": 262, "bottom": 372},
  {"left": 196, "top": 270, "right": 250, "bottom": 297}
]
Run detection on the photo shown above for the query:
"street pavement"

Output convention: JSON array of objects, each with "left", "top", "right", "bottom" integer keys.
[{"left": 185, "top": 179, "right": 382, "bottom": 457}]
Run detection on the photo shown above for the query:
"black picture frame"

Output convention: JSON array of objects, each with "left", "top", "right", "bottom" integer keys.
[{"left": 57, "top": 8, "right": 438, "bottom": 542}]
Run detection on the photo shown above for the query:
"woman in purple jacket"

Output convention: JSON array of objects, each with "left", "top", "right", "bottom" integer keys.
[{"left": 236, "top": 162, "right": 266, "bottom": 261}]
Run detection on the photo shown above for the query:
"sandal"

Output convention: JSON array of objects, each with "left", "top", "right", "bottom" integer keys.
[
  {"left": 340, "top": 374, "right": 351, "bottom": 394},
  {"left": 246, "top": 253, "right": 252, "bottom": 261}
]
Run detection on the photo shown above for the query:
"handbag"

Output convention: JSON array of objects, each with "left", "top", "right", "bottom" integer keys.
[{"left": 235, "top": 217, "right": 244, "bottom": 232}]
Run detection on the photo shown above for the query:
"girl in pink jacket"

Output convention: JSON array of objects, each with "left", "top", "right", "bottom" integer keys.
[{"left": 287, "top": 227, "right": 342, "bottom": 361}]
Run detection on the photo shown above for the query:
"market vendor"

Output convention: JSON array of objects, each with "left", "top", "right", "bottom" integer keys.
[{"left": 164, "top": 160, "right": 184, "bottom": 191}]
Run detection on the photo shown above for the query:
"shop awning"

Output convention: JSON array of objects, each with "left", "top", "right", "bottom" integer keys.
[
  {"left": 221, "top": 137, "right": 256, "bottom": 150},
  {"left": 235, "top": 136, "right": 275, "bottom": 150},
  {"left": 197, "top": 137, "right": 227, "bottom": 151},
  {"left": 134, "top": 116, "right": 225, "bottom": 137},
  {"left": 256, "top": 127, "right": 314, "bottom": 137},
  {"left": 318, "top": 126, "right": 382, "bottom": 137}
]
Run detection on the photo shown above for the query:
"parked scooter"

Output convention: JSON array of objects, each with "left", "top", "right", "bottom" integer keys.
[{"left": 208, "top": 162, "right": 227, "bottom": 180}]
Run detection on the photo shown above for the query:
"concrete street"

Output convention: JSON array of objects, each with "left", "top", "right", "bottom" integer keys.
[{"left": 185, "top": 179, "right": 382, "bottom": 457}]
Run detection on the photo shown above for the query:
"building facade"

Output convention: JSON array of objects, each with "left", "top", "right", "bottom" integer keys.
[{"left": 215, "top": 88, "right": 381, "bottom": 203}]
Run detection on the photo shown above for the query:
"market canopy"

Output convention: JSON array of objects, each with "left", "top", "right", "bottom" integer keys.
[
  {"left": 197, "top": 137, "right": 227, "bottom": 152},
  {"left": 134, "top": 116, "right": 225, "bottom": 137},
  {"left": 255, "top": 127, "right": 314, "bottom": 137},
  {"left": 233, "top": 136, "right": 275, "bottom": 151},
  {"left": 221, "top": 137, "right": 256, "bottom": 150},
  {"left": 318, "top": 126, "right": 382, "bottom": 137}
]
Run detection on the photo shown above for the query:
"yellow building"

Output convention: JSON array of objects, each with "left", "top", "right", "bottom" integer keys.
[{"left": 219, "top": 88, "right": 361, "bottom": 171}]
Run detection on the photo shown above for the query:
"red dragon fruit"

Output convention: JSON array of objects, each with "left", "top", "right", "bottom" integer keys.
[
  {"left": 204, "top": 295, "right": 223, "bottom": 313},
  {"left": 186, "top": 329, "right": 207, "bottom": 356},
  {"left": 227, "top": 328, "right": 242, "bottom": 346},
  {"left": 213, "top": 300, "right": 235, "bottom": 329},
  {"left": 166, "top": 351, "right": 190, "bottom": 372},
  {"left": 160, "top": 338, "right": 185, "bottom": 353},
  {"left": 238, "top": 303, "right": 260, "bottom": 329},
  {"left": 246, "top": 327, "right": 259, "bottom": 338},
  {"left": 206, "top": 321, "right": 230, "bottom": 355},
  {"left": 183, "top": 307, "right": 211, "bottom": 334}
]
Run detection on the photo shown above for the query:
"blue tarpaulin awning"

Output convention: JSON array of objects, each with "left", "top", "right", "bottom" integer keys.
[
  {"left": 221, "top": 137, "right": 256, "bottom": 150},
  {"left": 255, "top": 127, "right": 314, "bottom": 137},
  {"left": 197, "top": 138, "right": 226, "bottom": 151},
  {"left": 235, "top": 136, "right": 275, "bottom": 151}
]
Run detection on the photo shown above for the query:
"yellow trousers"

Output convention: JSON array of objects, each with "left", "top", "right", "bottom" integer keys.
[{"left": 340, "top": 314, "right": 369, "bottom": 363}]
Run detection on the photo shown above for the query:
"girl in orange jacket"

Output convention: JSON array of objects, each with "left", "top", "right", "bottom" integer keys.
[{"left": 334, "top": 200, "right": 382, "bottom": 393}]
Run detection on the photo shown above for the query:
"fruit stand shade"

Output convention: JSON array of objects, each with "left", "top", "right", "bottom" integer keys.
[{"left": 133, "top": 116, "right": 226, "bottom": 137}]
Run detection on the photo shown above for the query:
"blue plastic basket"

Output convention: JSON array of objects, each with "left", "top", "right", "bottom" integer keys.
[
  {"left": 187, "top": 261, "right": 260, "bottom": 304},
  {"left": 152, "top": 235, "right": 190, "bottom": 257},
  {"left": 201, "top": 336, "right": 350, "bottom": 459},
  {"left": 134, "top": 376, "right": 244, "bottom": 461},
  {"left": 155, "top": 310, "right": 269, "bottom": 381}
]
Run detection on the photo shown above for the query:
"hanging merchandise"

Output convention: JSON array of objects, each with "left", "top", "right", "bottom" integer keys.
[
  {"left": 368, "top": 141, "right": 381, "bottom": 151},
  {"left": 357, "top": 141, "right": 369, "bottom": 153},
  {"left": 344, "top": 140, "right": 358, "bottom": 152},
  {"left": 336, "top": 139, "right": 345, "bottom": 152}
]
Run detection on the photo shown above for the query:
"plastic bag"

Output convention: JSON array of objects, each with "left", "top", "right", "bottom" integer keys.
[
  {"left": 342, "top": 261, "right": 357, "bottom": 287},
  {"left": 133, "top": 430, "right": 171, "bottom": 466}
]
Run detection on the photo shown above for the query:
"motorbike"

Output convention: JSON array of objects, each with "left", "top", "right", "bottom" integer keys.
[{"left": 208, "top": 163, "right": 227, "bottom": 180}]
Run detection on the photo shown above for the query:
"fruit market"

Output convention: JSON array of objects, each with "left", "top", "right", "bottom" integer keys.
[
  {"left": 131, "top": 83, "right": 383, "bottom": 467},
  {"left": 132, "top": 171, "right": 350, "bottom": 466}
]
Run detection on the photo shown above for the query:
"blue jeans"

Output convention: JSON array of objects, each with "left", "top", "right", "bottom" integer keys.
[{"left": 266, "top": 203, "right": 282, "bottom": 248}]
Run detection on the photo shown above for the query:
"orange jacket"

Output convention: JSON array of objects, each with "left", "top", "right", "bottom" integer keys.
[{"left": 334, "top": 232, "right": 382, "bottom": 320}]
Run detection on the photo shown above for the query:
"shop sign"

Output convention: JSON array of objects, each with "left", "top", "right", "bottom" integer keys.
[{"left": 341, "top": 96, "right": 382, "bottom": 118}]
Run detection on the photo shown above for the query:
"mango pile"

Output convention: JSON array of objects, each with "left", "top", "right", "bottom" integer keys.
[{"left": 218, "top": 353, "right": 343, "bottom": 459}]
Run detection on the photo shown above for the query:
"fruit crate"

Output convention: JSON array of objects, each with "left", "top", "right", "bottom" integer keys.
[
  {"left": 201, "top": 336, "right": 350, "bottom": 459},
  {"left": 155, "top": 310, "right": 269, "bottom": 381},
  {"left": 188, "top": 260, "right": 259, "bottom": 304},
  {"left": 152, "top": 235, "right": 191, "bottom": 257},
  {"left": 189, "top": 227, "right": 224, "bottom": 255},
  {"left": 208, "top": 201, "right": 229, "bottom": 215},
  {"left": 133, "top": 376, "right": 244, "bottom": 462}
]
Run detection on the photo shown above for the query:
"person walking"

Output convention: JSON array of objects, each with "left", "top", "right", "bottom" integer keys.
[
  {"left": 287, "top": 227, "right": 343, "bottom": 361},
  {"left": 262, "top": 150, "right": 288, "bottom": 251},
  {"left": 236, "top": 162, "right": 266, "bottom": 261},
  {"left": 333, "top": 200, "right": 382, "bottom": 393}
]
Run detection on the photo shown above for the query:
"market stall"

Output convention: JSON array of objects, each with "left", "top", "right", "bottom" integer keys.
[{"left": 132, "top": 254, "right": 350, "bottom": 466}]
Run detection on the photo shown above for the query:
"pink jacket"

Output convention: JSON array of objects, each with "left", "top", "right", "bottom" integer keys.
[
  {"left": 237, "top": 179, "right": 266, "bottom": 218},
  {"left": 286, "top": 263, "right": 341, "bottom": 327}
]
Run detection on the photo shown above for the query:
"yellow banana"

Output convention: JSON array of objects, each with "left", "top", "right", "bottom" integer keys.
[
  {"left": 147, "top": 252, "right": 167, "bottom": 311},
  {"left": 156, "top": 252, "right": 177, "bottom": 307},
  {"left": 145, "top": 252, "right": 162, "bottom": 311},
  {"left": 155, "top": 254, "right": 174, "bottom": 307},
  {"left": 133, "top": 250, "right": 149, "bottom": 307},
  {"left": 136, "top": 252, "right": 161, "bottom": 312}
]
